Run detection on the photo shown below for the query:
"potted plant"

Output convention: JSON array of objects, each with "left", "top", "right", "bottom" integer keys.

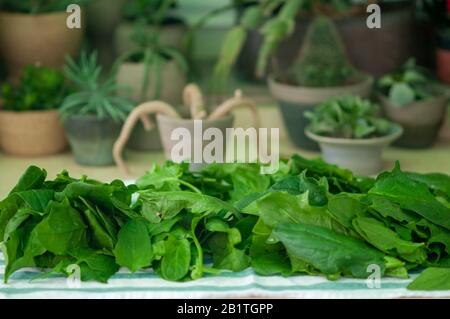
[
  {"left": 0, "top": 0, "right": 87, "bottom": 82},
  {"left": 304, "top": 95, "right": 403, "bottom": 176},
  {"left": 268, "top": 16, "right": 373, "bottom": 150},
  {"left": 0, "top": 65, "right": 69, "bottom": 156},
  {"left": 114, "top": 25, "right": 188, "bottom": 151},
  {"left": 114, "top": 0, "right": 186, "bottom": 56},
  {"left": 377, "top": 59, "right": 449, "bottom": 149},
  {"left": 60, "top": 52, "right": 135, "bottom": 166},
  {"left": 113, "top": 84, "right": 260, "bottom": 175}
]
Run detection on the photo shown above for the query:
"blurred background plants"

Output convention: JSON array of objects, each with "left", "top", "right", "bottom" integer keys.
[
  {"left": 0, "top": 0, "right": 91, "bottom": 13},
  {"left": 123, "top": 0, "right": 182, "bottom": 25},
  {"left": 377, "top": 59, "right": 437, "bottom": 107},
  {"left": 60, "top": 51, "right": 134, "bottom": 122},
  {"left": 1, "top": 65, "right": 69, "bottom": 111}
]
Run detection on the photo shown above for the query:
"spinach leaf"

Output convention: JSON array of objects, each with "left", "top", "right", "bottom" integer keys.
[
  {"left": 407, "top": 268, "right": 450, "bottom": 291},
  {"left": 273, "top": 223, "right": 386, "bottom": 278},
  {"left": 114, "top": 219, "right": 153, "bottom": 272},
  {"left": 10, "top": 166, "right": 47, "bottom": 194},
  {"left": 160, "top": 234, "right": 191, "bottom": 281},
  {"left": 34, "top": 199, "right": 87, "bottom": 255},
  {"left": 370, "top": 165, "right": 450, "bottom": 230}
]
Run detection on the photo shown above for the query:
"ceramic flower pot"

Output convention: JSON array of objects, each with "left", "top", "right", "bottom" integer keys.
[
  {"left": 0, "top": 110, "right": 68, "bottom": 156},
  {"left": 116, "top": 60, "right": 186, "bottom": 151},
  {"left": 157, "top": 114, "right": 235, "bottom": 169},
  {"left": 378, "top": 93, "right": 448, "bottom": 149},
  {"left": 268, "top": 76, "right": 373, "bottom": 151},
  {"left": 63, "top": 116, "right": 122, "bottom": 166},
  {"left": 0, "top": 11, "right": 84, "bottom": 82},
  {"left": 114, "top": 22, "right": 187, "bottom": 56},
  {"left": 116, "top": 60, "right": 186, "bottom": 105},
  {"left": 126, "top": 117, "right": 163, "bottom": 151},
  {"left": 305, "top": 124, "right": 403, "bottom": 176}
]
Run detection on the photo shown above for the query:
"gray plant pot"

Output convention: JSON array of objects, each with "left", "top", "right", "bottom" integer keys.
[
  {"left": 157, "top": 114, "right": 235, "bottom": 171},
  {"left": 126, "top": 119, "right": 163, "bottom": 152},
  {"left": 305, "top": 125, "right": 403, "bottom": 176},
  {"left": 378, "top": 93, "right": 449, "bottom": 149},
  {"left": 64, "top": 116, "right": 122, "bottom": 166},
  {"left": 268, "top": 76, "right": 374, "bottom": 151}
]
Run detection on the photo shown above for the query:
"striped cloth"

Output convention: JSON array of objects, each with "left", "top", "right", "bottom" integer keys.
[{"left": 1, "top": 254, "right": 449, "bottom": 299}]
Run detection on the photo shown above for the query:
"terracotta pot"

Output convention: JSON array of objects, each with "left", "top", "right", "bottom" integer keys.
[
  {"left": 64, "top": 116, "right": 122, "bottom": 166},
  {"left": 268, "top": 75, "right": 374, "bottom": 150},
  {"left": 379, "top": 93, "right": 449, "bottom": 149},
  {"left": 157, "top": 114, "right": 235, "bottom": 170},
  {"left": 238, "top": 2, "right": 419, "bottom": 80},
  {"left": 114, "top": 22, "right": 187, "bottom": 56},
  {"left": 0, "top": 11, "right": 84, "bottom": 82},
  {"left": 0, "top": 110, "right": 67, "bottom": 156},
  {"left": 305, "top": 124, "right": 403, "bottom": 176},
  {"left": 437, "top": 48, "right": 450, "bottom": 84},
  {"left": 116, "top": 60, "right": 186, "bottom": 105}
]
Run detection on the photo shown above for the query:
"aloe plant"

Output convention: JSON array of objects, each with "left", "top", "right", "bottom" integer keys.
[
  {"left": 60, "top": 51, "right": 134, "bottom": 122},
  {"left": 113, "top": 22, "right": 188, "bottom": 102}
]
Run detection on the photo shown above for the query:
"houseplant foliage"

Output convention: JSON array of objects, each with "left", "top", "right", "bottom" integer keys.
[
  {"left": 115, "top": 0, "right": 186, "bottom": 56},
  {"left": 268, "top": 15, "right": 373, "bottom": 150},
  {"left": 114, "top": 22, "right": 188, "bottom": 151},
  {"left": 0, "top": 65, "right": 69, "bottom": 156},
  {"left": 377, "top": 59, "right": 449, "bottom": 148},
  {"left": 305, "top": 95, "right": 402, "bottom": 175},
  {"left": 61, "top": 51, "right": 134, "bottom": 166},
  {"left": 1, "top": 155, "right": 450, "bottom": 292},
  {"left": 0, "top": 0, "right": 89, "bottom": 13},
  {"left": 0, "top": 0, "right": 86, "bottom": 81}
]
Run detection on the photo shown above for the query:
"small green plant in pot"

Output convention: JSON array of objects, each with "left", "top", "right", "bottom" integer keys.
[
  {"left": 60, "top": 52, "right": 134, "bottom": 166},
  {"left": 268, "top": 15, "right": 373, "bottom": 150},
  {"left": 0, "top": 0, "right": 88, "bottom": 82},
  {"left": 377, "top": 59, "right": 449, "bottom": 149},
  {"left": 0, "top": 65, "right": 69, "bottom": 156},
  {"left": 305, "top": 95, "right": 402, "bottom": 176},
  {"left": 114, "top": 25, "right": 188, "bottom": 151},
  {"left": 115, "top": 0, "right": 186, "bottom": 56}
]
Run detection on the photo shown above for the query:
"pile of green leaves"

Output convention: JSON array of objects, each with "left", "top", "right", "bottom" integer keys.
[
  {"left": 305, "top": 95, "right": 394, "bottom": 139},
  {"left": 0, "top": 0, "right": 90, "bottom": 13},
  {"left": 60, "top": 51, "right": 134, "bottom": 122},
  {"left": 1, "top": 155, "right": 450, "bottom": 291},
  {"left": 1, "top": 65, "right": 69, "bottom": 112},
  {"left": 377, "top": 59, "right": 438, "bottom": 107}
]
